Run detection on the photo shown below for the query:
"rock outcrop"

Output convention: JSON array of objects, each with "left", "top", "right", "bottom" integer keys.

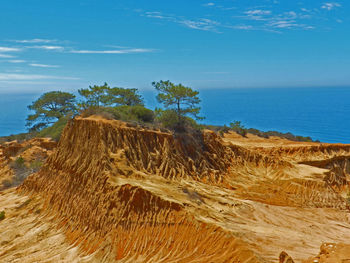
[
  {"left": 19, "top": 117, "right": 264, "bottom": 262},
  {"left": 1, "top": 116, "right": 349, "bottom": 262}
]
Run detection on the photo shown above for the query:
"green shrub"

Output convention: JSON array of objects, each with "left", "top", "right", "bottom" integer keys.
[
  {"left": 129, "top": 105, "right": 155, "bottom": 123},
  {"left": 30, "top": 160, "right": 43, "bottom": 172},
  {"left": 0, "top": 211, "right": 5, "bottom": 221},
  {"left": 9, "top": 157, "right": 31, "bottom": 186},
  {"left": 230, "top": 121, "right": 247, "bottom": 137},
  {"left": 38, "top": 116, "right": 70, "bottom": 141},
  {"left": 155, "top": 109, "right": 178, "bottom": 129},
  {"left": 81, "top": 105, "right": 155, "bottom": 124},
  {"left": 10, "top": 157, "right": 26, "bottom": 170},
  {"left": 155, "top": 109, "right": 199, "bottom": 132}
]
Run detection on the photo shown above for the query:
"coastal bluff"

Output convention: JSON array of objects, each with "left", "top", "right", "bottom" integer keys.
[{"left": 1, "top": 116, "right": 350, "bottom": 262}]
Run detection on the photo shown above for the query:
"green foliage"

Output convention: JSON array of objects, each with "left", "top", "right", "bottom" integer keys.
[
  {"left": 230, "top": 121, "right": 247, "bottom": 137},
  {"left": 0, "top": 132, "right": 35, "bottom": 144},
  {"left": 11, "top": 157, "right": 26, "bottom": 170},
  {"left": 26, "top": 91, "right": 76, "bottom": 132},
  {"left": 155, "top": 109, "right": 198, "bottom": 131},
  {"left": 0, "top": 211, "right": 5, "bottom": 221},
  {"left": 81, "top": 105, "right": 155, "bottom": 124},
  {"left": 152, "top": 80, "right": 203, "bottom": 131},
  {"left": 128, "top": 105, "right": 154, "bottom": 122},
  {"left": 103, "top": 87, "right": 144, "bottom": 106},
  {"left": 155, "top": 109, "right": 178, "bottom": 130},
  {"left": 29, "top": 160, "right": 43, "bottom": 172},
  {"left": 38, "top": 116, "right": 70, "bottom": 141},
  {"left": 245, "top": 128, "right": 269, "bottom": 139},
  {"left": 78, "top": 83, "right": 110, "bottom": 108},
  {"left": 78, "top": 83, "right": 144, "bottom": 109}
]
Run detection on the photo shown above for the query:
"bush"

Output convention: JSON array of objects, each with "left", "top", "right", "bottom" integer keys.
[
  {"left": 0, "top": 211, "right": 5, "bottom": 221},
  {"left": 10, "top": 157, "right": 25, "bottom": 170},
  {"left": 155, "top": 109, "right": 199, "bottom": 132},
  {"left": 9, "top": 157, "right": 31, "bottom": 186},
  {"left": 81, "top": 106, "right": 155, "bottom": 124},
  {"left": 30, "top": 160, "right": 43, "bottom": 172},
  {"left": 230, "top": 121, "right": 247, "bottom": 137},
  {"left": 129, "top": 106, "right": 155, "bottom": 123},
  {"left": 38, "top": 116, "right": 70, "bottom": 141}
]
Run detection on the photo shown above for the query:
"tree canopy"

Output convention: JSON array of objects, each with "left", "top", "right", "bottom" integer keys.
[
  {"left": 78, "top": 83, "right": 144, "bottom": 108},
  {"left": 152, "top": 80, "right": 203, "bottom": 129},
  {"left": 104, "top": 87, "right": 144, "bottom": 106},
  {"left": 26, "top": 91, "right": 76, "bottom": 132},
  {"left": 78, "top": 83, "right": 110, "bottom": 108}
]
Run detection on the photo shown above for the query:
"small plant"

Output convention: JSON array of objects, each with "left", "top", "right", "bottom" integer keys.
[
  {"left": 230, "top": 121, "right": 247, "bottom": 137},
  {"left": 30, "top": 160, "right": 43, "bottom": 172},
  {"left": 10, "top": 156, "right": 26, "bottom": 170},
  {"left": 10, "top": 157, "right": 31, "bottom": 186},
  {"left": 0, "top": 211, "right": 5, "bottom": 221}
]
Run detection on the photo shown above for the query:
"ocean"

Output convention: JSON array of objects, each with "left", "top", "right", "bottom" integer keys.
[{"left": 1, "top": 87, "right": 350, "bottom": 143}]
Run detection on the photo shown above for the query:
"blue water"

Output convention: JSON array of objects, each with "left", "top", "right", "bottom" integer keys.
[{"left": 1, "top": 87, "right": 350, "bottom": 143}]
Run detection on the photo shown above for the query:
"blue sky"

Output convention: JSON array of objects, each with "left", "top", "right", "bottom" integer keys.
[{"left": 0, "top": 0, "right": 349, "bottom": 93}]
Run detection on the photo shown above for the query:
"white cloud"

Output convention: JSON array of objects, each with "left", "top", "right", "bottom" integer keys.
[
  {"left": 321, "top": 2, "right": 341, "bottom": 10},
  {"left": 268, "top": 20, "right": 297, "bottom": 28},
  {"left": 7, "top": 60, "right": 26, "bottom": 63},
  {"left": 203, "top": 3, "right": 215, "bottom": 7},
  {"left": 0, "top": 73, "right": 78, "bottom": 81},
  {"left": 70, "top": 48, "right": 155, "bottom": 54},
  {"left": 243, "top": 10, "right": 272, "bottom": 21},
  {"left": 13, "top": 39, "right": 56, "bottom": 44},
  {"left": 29, "top": 63, "right": 60, "bottom": 68},
  {"left": 144, "top": 11, "right": 221, "bottom": 32},
  {"left": 0, "top": 47, "right": 21, "bottom": 52},
  {"left": 0, "top": 54, "right": 15, "bottom": 58},
  {"left": 180, "top": 18, "right": 220, "bottom": 31},
  {"left": 245, "top": 10, "right": 271, "bottom": 16},
  {"left": 28, "top": 45, "right": 64, "bottom": 51},
  {"left": 230, "top": 25, "right": 254, "bottom": 30}
]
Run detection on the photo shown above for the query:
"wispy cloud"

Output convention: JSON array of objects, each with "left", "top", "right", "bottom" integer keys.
[
  {"left": 13, "top": 39, "right": 56, "bottom": 44},
  {"left": 245, "top": 10, "right": 272, "bottom": 16},
  {"left": 28, "top": 45, "right": 64, "bottom": 51},
  {"left": 144, "top": 11, "right": 221, "bottom": 32},
  {"left": 321, "top": 2, "right": 341, "bottom": 11},
  {"left": 240, "top": 8, "right": 314, "bottom": 31},
  {"left": 180, "top": 18, "right": 220, "bottom": 32},
  {"left": 0, "top": 54, "right": 15, "bottom": 58},
  {"left": 0, "top": 73, "right": 78, "bottom": 81},
  {"left": 29, "top": 63, "right": 60, "bottom": 68},
  {"left": 7, "top": 60, "right": 26, "bottom": 63},
  {"left": 0, "top": 47, "right": 21, "bottom": 52},
  {"left": 70, "top": 48, "right": 155, "bottom": 54},
  {"left": 143, "top": 1, "right": 343, "bottom": 33}
]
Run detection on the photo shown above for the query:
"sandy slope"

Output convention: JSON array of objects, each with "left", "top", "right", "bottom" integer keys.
[{"left": 0, "top": 189, "right": 93, "bottom": 262}]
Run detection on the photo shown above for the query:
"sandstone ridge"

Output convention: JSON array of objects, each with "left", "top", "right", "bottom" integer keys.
[{"left": 1, "top": 116, "right": 350, "bottom": 262}]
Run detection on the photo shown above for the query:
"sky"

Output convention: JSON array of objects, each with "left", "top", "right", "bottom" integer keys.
[{"left": 0, "top": 0, "right": 349, "bottom": 93}]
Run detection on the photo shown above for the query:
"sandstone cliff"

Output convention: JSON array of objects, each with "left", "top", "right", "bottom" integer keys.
[{"left": 1, "top": 116, "right": 350, "bottom": 262}]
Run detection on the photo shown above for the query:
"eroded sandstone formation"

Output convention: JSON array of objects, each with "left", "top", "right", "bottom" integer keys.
[{"left": 1, "top": 116, "right": 350, "bottom": 262}]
